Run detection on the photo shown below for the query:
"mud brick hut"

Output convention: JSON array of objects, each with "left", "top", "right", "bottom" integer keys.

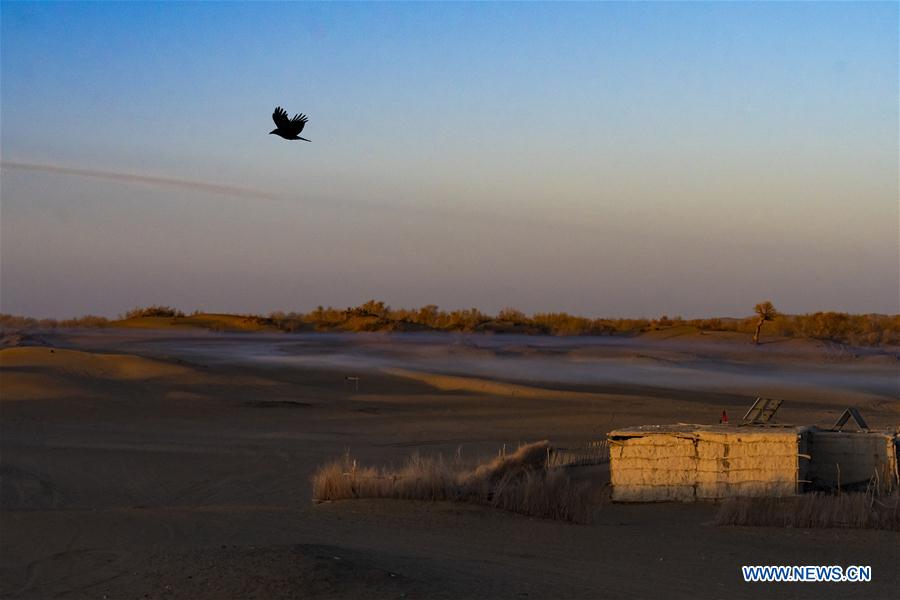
[
  {"left": 607, "top": 425, "right": 810, "bottom": 502},
  {"left": 608, "top": 423, "right": 899, "bottom": 502}
]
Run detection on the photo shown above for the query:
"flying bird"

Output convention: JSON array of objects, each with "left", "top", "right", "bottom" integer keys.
[{"left": 270, "top": 106, "right": 310, "bottom": 141}]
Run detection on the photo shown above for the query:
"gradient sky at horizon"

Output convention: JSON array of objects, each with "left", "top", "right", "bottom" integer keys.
[{"left": 1, "top": 1, "right": 897, "bottom": 319}]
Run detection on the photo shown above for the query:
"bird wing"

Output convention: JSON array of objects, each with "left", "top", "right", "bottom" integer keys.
[
  {"left": 290, "top": 113, "right": 308, "bottom": 134},
  {"left": 272, "top": 106, "right": 292, "bottom": 130}
]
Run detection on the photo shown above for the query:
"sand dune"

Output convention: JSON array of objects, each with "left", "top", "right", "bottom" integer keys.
[
  {"left": 0, "top": 346, "right": 193, "bottom": 381},
  {"left": 382, "top": 367, "right": 604, "bottom": 399},
  {"left": 0, "top": 346, "right": 204, "bottom": 401},
  {"left": 0, "top": 372, "right": 78, "bottom": 401},
  {"left": 113, "top": 313, "right": 277, "bottom": 332}
]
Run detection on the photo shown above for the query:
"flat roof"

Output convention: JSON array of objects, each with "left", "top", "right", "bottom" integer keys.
[{"left": 609, "top": 423, "right": 810, "bottom": 437}]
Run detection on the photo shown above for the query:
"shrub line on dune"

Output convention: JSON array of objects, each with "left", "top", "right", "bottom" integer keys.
[{"left": 3, "top": 300, "right": 899, "bottom": 345}]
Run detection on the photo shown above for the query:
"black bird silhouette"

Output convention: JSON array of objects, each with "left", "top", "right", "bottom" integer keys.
[{"left": 270, "top": 106, "right": 310, "bottom": 141}]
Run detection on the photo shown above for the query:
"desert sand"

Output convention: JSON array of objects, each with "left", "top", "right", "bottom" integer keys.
[{"left": 1, "top": 330, "right": 898, "bottom": 599}]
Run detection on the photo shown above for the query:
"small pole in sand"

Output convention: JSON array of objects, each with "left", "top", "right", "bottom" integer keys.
[
  {"left": 720, "top": 410, "right": 728, "bottom": 425},
  {"left": 345, "top": 376, "right": 360, "bottom": 392}
]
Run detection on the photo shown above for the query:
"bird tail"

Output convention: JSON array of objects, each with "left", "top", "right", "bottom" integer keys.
[{"left": 299, "top": 137, "right": 311, "bottom": 142}]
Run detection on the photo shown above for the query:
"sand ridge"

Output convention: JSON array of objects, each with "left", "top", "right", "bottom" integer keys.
[
  {"left": 382, "top": 367, "right": 611, "bottom": 400},
  {"left": 1, "top": 346, "right": 195, "bottom": 380}
]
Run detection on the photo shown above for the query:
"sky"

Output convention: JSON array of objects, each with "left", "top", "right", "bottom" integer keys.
[{"left": 1, "top": 1, "right": 897, "bottom": 319}]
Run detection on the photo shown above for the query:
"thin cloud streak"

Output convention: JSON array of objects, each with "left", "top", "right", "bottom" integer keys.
[
  {"left": 0, "top": 159, "right": 473, "bottom": 223},
  {"left": 0, "top": 161, "right": 281, "bottom": 201},
  {"left": 0, "top": 160, "right": 610, "bottom": 236},
  {"left": 0, "top": 159, "right": 489, "bottom": 225},
  {"left": 0, "top": 161, "right": 726, "bottom": 251}
]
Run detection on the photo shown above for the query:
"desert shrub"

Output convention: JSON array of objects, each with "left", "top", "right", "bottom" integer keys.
[
  {"left": 414, "top": 304, "right": 442, "bottom": 328},
  {"left": 497, "top": 307, "right": 527, "bottom": 324},
  {"left": 58, "top": 315, "right": 108, "bottom": 328},
  {"left": 715, "top": 492, "right": 899, "bottom": 531},
  {"left": 0, "top": 314, "right": 40, "bottom": 331},
  {"left": 121, "top": 305, "right": 184, "bottom": 319},
  {"left": 532, "top": 313, "right": 598, "bottom": 335},
  {"left": 693, "top": 318, "right": 723, "bottom": 331},
  {"left": 445, "top": 308, "right": 489, "bottom": 332},
  {"left": 350, "top": 299, "right": 389, "bottom": 319},
  {"left": 303, "top": 305, "right": 346, "bottom": 330},
  {"left": 0, "top": 313, "right": 108, "bottom": 330},
  {"left": 593, "top": 318, "right": 651, "bottom": 335},
  {"left": 268, "top": 311, "right": 308, "bottom": 332},
  {"left": 311, "top": 441, "right": 596, "bottom": 523}
]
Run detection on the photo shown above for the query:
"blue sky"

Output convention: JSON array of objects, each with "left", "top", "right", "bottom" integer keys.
[{"left": 1, "top": 1, "right": 897, "bottom": 318}]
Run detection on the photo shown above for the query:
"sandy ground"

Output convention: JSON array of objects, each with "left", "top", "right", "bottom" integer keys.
[{"left": 1, "top": 330, "right": 898, "bottom": 599}]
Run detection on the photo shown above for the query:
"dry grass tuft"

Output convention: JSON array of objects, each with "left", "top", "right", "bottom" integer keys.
[
  {"left": 487, "top": 467, "right": 596, "bottom": 522},
  {"left": 715, "top": 492, "right": 900, "bottom": 531},
  {"left": 311, "top": 441, "right": 597, "bottom": 523},
  {"left": 464, "top": 441, "right": 551, "bottom": 488}
]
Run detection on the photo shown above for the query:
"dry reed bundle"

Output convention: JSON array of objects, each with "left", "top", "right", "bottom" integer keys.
[
  {"left": 715, "top": 491, "right": 900, "bottom": 531},
  {"left": 311, "top": 441, "right": 597, "bottom": 523}
]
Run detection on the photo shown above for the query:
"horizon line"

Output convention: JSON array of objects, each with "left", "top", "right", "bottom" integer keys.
[{"left": 1, "top": 306, "right": 896, "bottom": 322}]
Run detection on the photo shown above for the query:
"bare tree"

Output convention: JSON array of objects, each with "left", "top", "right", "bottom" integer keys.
[{"left": 752, "top": 301, "right": 778, "bottom": 345}]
